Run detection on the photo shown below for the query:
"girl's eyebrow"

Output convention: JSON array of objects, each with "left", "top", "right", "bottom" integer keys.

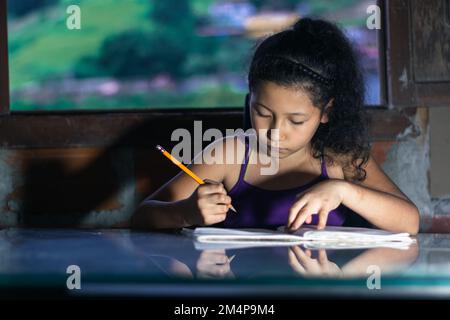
[
  {"left": 253, "top": 102, "right": 272, "bottom": 111},
  {"left": 286, "top": 112, "right": 308, "bottom": 116},
  {"left": 253, "top": 102, "right": 308, "bottom": 116}
]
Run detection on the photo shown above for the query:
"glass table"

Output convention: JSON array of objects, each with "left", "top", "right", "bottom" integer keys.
[{"left": 0, "top": 228, "right": 449, "bottom": 299}]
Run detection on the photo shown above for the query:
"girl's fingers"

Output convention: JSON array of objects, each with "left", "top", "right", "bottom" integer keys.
[
  {"left": 288, "top": 198, "right": 308, "bottom": 226},
  {"left": 204, "top": 206, "right": 228, "bottom": 216},
  {"left": 288, "top": 249, "right": 306, "bottom": 274},
  {"left": 318, "top": 249, "right": 329, "bottom": 265},
  {"left": 305, "top": 215, "right": 312, "bottom": 224},
  {"left": 206, "top": 180, "right": 229, "bottom": 194},
  {"left": 202, "top": 250, "right": 229, "bottom": 264},
  {"left": 203, "top": 179, "right": 227, "bottom": 193},
  {"left": 289, "top": 211, "right": 308, "bottom": 230},
  {"left": 290, "top": 246, "right": 315, "bottom": 269},
  {"left": 290, "top": 204, "right": 315, "bottom": 230},
  {"left": 203, "top": 178, "right": 220, "bottom": 185},
  {"left": 207, "top": 193, "right": 231, "bottom": 205},
  {"left": 208, "top": 213, "right": 227, "bottom": 224},
  {"left": 213, "top": 204, "right": 230, "bottom": 214},
  {"left": 199, "top": 183, "right": 225, "bottom": 196},
  {"left": 317, "top": 208, "right": 329, "bottom": 230},
  {"left": 290, "top": 246, "right": 310, "bottom": 264}
]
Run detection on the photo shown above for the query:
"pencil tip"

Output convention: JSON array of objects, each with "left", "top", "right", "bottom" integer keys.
[
  {"left": 229, "top": 206, "right": 237, "bottom": 213},
  {"left": 156, "top": 145, "right": 163, "bottom": 152}
]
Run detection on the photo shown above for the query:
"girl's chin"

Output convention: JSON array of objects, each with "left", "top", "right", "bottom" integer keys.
[
  {"left": 267, "top": 149, "right": 291, "bottom": 159},
  {"left": 267, "top": 146, "right": 290, "bottom": 155}
]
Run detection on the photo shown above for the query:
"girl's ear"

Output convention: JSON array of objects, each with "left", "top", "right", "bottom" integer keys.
[{"left": 320, "top": 99, "right": 334, "bottom": 124}]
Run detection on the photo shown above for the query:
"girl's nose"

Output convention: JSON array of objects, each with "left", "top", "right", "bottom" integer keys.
[{"left": 267, "top": 125, "right": 287, "bottom": 142}]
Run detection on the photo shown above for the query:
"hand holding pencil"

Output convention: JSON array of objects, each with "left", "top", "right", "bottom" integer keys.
[{"left": 156, "top": 145, "right": 237, "bottom": 215}]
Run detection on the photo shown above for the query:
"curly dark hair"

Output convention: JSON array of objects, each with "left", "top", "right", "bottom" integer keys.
[{"left": 248, "top": 17, "right": 371, "bottom": 181}]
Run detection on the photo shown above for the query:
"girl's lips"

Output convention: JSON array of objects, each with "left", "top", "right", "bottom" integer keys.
[{"left": 269, "top": 146, "right": 288, "bottom": 153}]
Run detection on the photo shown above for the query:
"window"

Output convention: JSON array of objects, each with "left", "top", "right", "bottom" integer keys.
[{"left": 7, "top": 0, "right": 381, "bottom": 112}]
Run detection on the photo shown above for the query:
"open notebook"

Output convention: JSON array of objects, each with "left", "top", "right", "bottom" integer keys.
[{"left": 183, "top": 226, "right": 416, "bottom": 250}]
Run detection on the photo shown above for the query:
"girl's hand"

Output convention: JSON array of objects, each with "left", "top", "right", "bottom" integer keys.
[
  {"left": 196, "top": 249, "right": 235, "bottom": 279},
  {"left": 185, "top": 179, "right": 232, "bottom": 226},
  {"left": 287, "top": 179, "right": 346, "bottom": 231},
  {"left": 288, "top": 247, "right": 343, "bottom": 278}
]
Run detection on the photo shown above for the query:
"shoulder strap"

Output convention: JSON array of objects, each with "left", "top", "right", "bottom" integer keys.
[
  {"left": 320, "top": 155, "right": 329, "bottom": 177},
  {"left": 237, "top": 136, "right": 251, "bottom": 182}
]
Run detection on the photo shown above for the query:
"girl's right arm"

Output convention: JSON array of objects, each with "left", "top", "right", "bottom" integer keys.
[{"left": 130, "top": 137, "right": 238, "bottom": 230}]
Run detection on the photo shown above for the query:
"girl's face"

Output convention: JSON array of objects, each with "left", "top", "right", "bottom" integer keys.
[{"left": 250, "top": 81, "right": 330, "bottom": 159}]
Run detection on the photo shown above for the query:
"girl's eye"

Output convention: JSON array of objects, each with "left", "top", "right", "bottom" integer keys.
[
  {"left": 255, "top": 110, "right": 271, "bottom": 117},
  {"left": 291, "top": 120, "right": 304, "bottom": 125}
]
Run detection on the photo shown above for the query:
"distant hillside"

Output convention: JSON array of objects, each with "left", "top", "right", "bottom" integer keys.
[{"left": 8, "top": 0, "right": 153, "bottom": 90}]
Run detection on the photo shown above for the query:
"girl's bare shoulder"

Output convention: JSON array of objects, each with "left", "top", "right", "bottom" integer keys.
[
  {"left": 212, "top": 133, "right": 249, "bottom": 190},
  {"left": 322, "top": 149, "right": 346, "bottom": 180},
  {"left": 203, "top": 133, "right": 247, "bottom": 163},
  {"left": 324, "top": 148, "right": 372, "bottom": 181}
]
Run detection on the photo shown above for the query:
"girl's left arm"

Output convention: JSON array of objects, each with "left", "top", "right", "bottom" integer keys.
[
  {"left": 288, "top": 155, "right": 420, "bottom": 234},
  {"left": 339, "top": 155, "right": 420, "bottom": 235}
]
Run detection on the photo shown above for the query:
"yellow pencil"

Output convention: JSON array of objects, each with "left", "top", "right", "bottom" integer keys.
[{"left": 156, "top": 145, "right": 237, "bottom": 213}]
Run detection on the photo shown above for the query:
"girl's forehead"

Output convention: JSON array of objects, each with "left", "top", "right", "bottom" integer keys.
[{"left": 251, "top": 81, "right": 317, "bottom": 112}]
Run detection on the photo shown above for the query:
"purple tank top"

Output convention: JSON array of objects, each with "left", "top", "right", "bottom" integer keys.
[{"left": 220, "top": 137, "right": 349, "bottom": 229}]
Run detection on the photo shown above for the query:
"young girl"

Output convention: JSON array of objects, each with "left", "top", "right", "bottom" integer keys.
[{"left": 131, "top": 18, "right": 420, "bottom": 234}]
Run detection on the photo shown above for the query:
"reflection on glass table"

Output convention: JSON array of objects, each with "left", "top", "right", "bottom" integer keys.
[
  {"left": 162, "top": 243, "right": 419, "bottom": 280},
  {"left": 0, "top": 228, "right": 449, "bottom": 298}
]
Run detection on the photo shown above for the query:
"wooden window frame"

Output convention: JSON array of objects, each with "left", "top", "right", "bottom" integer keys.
[
  {"left": 385, "top": 0, "right": 450, "bottom": 107},
  {"left": 0, "top": 0, "right": 417, "bottom": 149},
  {"left": 0, "top": 0, "right": 9, "bottom": 116}
]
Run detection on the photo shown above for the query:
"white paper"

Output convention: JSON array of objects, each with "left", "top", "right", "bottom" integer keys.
[{"left": 183, "top": 226, "right": 415, "bottom": 250}]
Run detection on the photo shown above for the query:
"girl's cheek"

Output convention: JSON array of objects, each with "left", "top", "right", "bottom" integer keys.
[
  {"left": 252, "top": 118, "right": 269, "bottom": 131},
  {"left": 291, "top": 125, "right": 313, "bottom": 142}
]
